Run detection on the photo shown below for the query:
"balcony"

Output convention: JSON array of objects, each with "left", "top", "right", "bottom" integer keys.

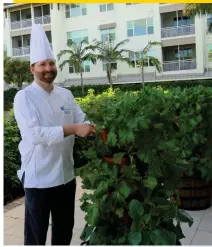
[
  {"left": 163, "top": 44, "right": 196, "bottom": 72},
  {"left": 34, "top": 15, "right": 51, "bottom": 25},
  {"left": 12, "top": 43, "right": 52, "bottom": 57},
  {"left": 163, "top": 59, "right": 196, "bottom": 72},
  {"left": 161, "top": 24, "right": 195, "bottom": 38},
  {"left": 11, "top": 18, "right": 32, "bottom": 30},
  {"left": 12, "top": 46, "right": 30, "bottom": 57}
]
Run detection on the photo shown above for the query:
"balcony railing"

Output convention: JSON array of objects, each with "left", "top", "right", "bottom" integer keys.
[
  {"left": 12, "top": 43, "right": 52, "bottom": 57},
  {"left": 12, "top": 46, "right": 30, "bottom": 57},
  {"left": 11, "top": 18, "right": 32, "bottom": 30},
  {"left": 161, "top": 24, "right": 195, "bottom": 38},
  {"left": 34, "top": 15, "right": 51, "bottom": 25},
  {"left": 163, "top": 59, "right": 196, "bottom": 72}
]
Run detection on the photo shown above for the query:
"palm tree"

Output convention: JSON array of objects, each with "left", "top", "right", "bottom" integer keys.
[
  {"left": 57, "top": 39, "right": 96, "bottom": 96},
  {"left": 92, "top": 39, "right": 132, "bottom": 89},
  {"left": 134, "top": 41, "right": 162, "bottom": 85},
  {"left": 183, "top": 4, "right": 212, "bottom": 32}
]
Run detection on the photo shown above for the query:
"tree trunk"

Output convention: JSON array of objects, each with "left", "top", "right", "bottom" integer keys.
[
  {"left": 17, "top": 81, "right": 22, "bottom": 90},
  {"left": 141, "top": 66, "right": 145, "bottom": 88},
  {"left": 107, "top": 63, "right": 113, "bottom": 90},
  {"left": 80, "top": 69, "right": 84, "bottom": 97}
]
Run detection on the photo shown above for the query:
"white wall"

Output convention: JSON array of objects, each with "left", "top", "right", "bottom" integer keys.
[{"left": 50, "top": 3, "right": 162, "bottom": 83}]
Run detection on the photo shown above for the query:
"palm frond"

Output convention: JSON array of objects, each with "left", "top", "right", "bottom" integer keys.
[
  {"left": 113, "top": 39, "right": 129, "bottom": 50},
  {"left": 57, "top": 50, "right": 75, "bottom": 60},
  {"left": 83, "top": 53, "right": 97, "bottom": 64},
  {"left": 148, "top": 56, "right": 162, "bottom": 73},
  {"left": 183, "top": 3, "right": 212, "bottom": 16},
  {"left": 59, "top": 60, "right": 71, "bottom": 71}
]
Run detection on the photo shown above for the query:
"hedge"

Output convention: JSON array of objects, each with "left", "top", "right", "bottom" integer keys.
[
  {"left": 4, "top": 110, "right": 23, "bottom": 204},
  {"left": 4, "top": 79, "right": 212, "bottom": 110}
]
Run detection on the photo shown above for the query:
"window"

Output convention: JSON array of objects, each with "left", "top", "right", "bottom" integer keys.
[
  {"left": 69, "top": 60, "right": 90, "bottom": 73},
  {"left": 67, "top": 30, "right": 88, "bottom": 44},
  {"left": 129, "top": 50, "right": 156, "bottom": 68},
  {"left": 127, "top": 18, "right": 154, "bottom": 37},
  {"left": 175, "top": 48, "right": 193, "bottom": 60},
  {"left": 126, "top": 3, "right": 138, "bottom": 5},
  {"left": 208, "top": 44, "right": 212, "bottom": 62},
  {"left": 100, "top": 28, "right": 116, "bottom": 41},
  {"left": 65, "top": 4, "right": 86, "bottom": 18},
  {"left": 103, "top": 62, "right": 117, "bottom": 71},
  {"left": 173, "top": 16, "right": 191, "bottom": 26},
  {"left": 100, "top": 4, "right": 114, "bottom": 12}
]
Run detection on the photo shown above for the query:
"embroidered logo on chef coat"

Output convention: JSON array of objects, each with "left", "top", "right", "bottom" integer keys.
[{"left": 60, "top": 106, "right": 71, "bottom": 114}]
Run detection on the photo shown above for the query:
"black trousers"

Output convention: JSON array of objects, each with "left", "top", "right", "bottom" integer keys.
[{"left": 23, "top": 177, "right": 76, "bottom": 245}]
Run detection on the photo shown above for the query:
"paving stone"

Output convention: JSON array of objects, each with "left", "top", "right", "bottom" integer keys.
[
  {"left": 198, "top": 219, "right": 212, "bottom": 233},
  {"left": 180, "top": 221, "right": 200, "bottom": 245},
  {"left": 4, "top": 234, "right": 23, "bottom": 245},
  {"left": 4, "top": 218, "right": 24, "bottom": 239},
  {"left": 4, "top": 216, "right": 18, "bottom": 232},
  {"left": 203, "top": 206, "right": 212, "bottom": 221},
  {"left": 71, "top": 229, "right": 83, "bottom": 246},
  {"left": 74, "top": 206, "right": 86, "bottom": 230},
  {"left": 186, "top": 209, "right": 205, "bottom": 222},
  {"left": 4, "top": 208, "right": 10, "bottom": 213},
  {"left": 4, "top": 204, "right": 25, "bottom": 220},
  {"left": 191, "top": 230, "right": 212, "bottom": 245}
]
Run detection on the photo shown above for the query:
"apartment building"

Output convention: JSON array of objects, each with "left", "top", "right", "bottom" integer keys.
[{"left": 3, "top": 3, "right": 212, "bottom": 86}]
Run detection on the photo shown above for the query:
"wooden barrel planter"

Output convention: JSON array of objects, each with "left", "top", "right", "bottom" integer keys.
[{"left": 178, "top": 176, "right": 212, "bottom": 211}]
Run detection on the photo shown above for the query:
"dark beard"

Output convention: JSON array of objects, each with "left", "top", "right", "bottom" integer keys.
[{"left": 40, "top": 70, "right": 57, "bottom": 84}]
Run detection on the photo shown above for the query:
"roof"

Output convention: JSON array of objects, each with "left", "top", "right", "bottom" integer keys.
[{"left": 3, "top": 3, "right": 29, "bottom": 10}]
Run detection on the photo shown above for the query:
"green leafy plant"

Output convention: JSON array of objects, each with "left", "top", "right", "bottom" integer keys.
[
  {"left": 77, "top": 86, "right": 212, "bottom": 245},
  {"left": 92, "top": 39, "right": 132, "bottom": 89},
  {"left": 183, "top": 4, "right": 212, "bottom": 32},
  {"left": 58, "top": 39, "right": 96, "bottom": 96},
  {"left": 4, "top": 55, "right": 33, "bottom": 90},
  {"left": 134, "top": 41, "right": 162, "bottom": 85},
  {"left": 4, "top": 110, "right": 23, "bottom": 204}
]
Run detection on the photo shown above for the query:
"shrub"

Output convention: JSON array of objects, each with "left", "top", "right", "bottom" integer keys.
[
  {"left": 4, "top": 110, "right": 23, "bottom": 204},
  {"left": 77, "top": 85, "right": 212, "bottom": 245},
  {"left": 4, "top": 88, "right": 18, "bottom": 111}
]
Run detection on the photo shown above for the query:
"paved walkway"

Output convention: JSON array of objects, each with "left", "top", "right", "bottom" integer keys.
[{"left": 4, "top": 177, "right": 212, "bottom": 245}]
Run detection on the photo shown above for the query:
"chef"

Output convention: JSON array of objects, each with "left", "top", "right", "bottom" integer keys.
[{"left": 13, "top": 24, "right": 95, "bottom": 245}]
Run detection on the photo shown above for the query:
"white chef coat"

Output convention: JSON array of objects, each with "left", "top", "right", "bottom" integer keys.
[{"left": 14, "top": 81, "right": 86, "bottom": 188}]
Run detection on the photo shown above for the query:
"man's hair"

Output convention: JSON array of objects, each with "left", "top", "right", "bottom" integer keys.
[{"left": 31, "top": 63, "right": 36, "bottom": 67}]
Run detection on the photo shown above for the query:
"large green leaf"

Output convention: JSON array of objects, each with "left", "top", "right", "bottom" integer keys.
[
  {"left": 114, "top": 152, "right": 125, "bottom": 164},
  {"left": 86, "top": 204, "right": 100, "bottom": 226},
  {"left": 150, "top": 229, "right": 176, "bottom": 245},
  {"left": 177, "top": 210, "right": 193, "bottom": 227},
  {"left": 95, "top": 181, "right": 109, "bottom": 198},
  {"left": 129, "top": 199, "right": 144, "bottom": 219},
  {"left": 131, "top": 219, "right": 144, "bottom": 232},
  {"left": 143, "top": 176, "right": 158, "bottom": 190},
  {"left": 80, "top": 224, "right": 95, "bottom": 241},
  {"left": 118, "top": 180, "right": 132, "bottom": 198},
  {"left": 128, "top": 232, "right": 142, "bottom": 245}
]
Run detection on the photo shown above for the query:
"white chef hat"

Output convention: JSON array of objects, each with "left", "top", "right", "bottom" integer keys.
[{"left": 30, "top": 24, "right": 55, "bottom": 65}]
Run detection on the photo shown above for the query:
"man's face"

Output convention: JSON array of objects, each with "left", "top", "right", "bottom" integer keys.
[{"left": 30, "top": 59, "right": 57, "bottom": 84}]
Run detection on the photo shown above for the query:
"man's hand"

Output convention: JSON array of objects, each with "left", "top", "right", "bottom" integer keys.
[
  {"left": 63, "top": 123, "right": 96, "bottom": 137},
  {"left": 75, "top": 123, "right": 96, "bottom": 137}
]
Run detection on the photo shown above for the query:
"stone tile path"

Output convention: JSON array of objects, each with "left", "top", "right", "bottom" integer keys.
[{"left": 4, "top": 177, "right": 212, "bottom": 245}]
